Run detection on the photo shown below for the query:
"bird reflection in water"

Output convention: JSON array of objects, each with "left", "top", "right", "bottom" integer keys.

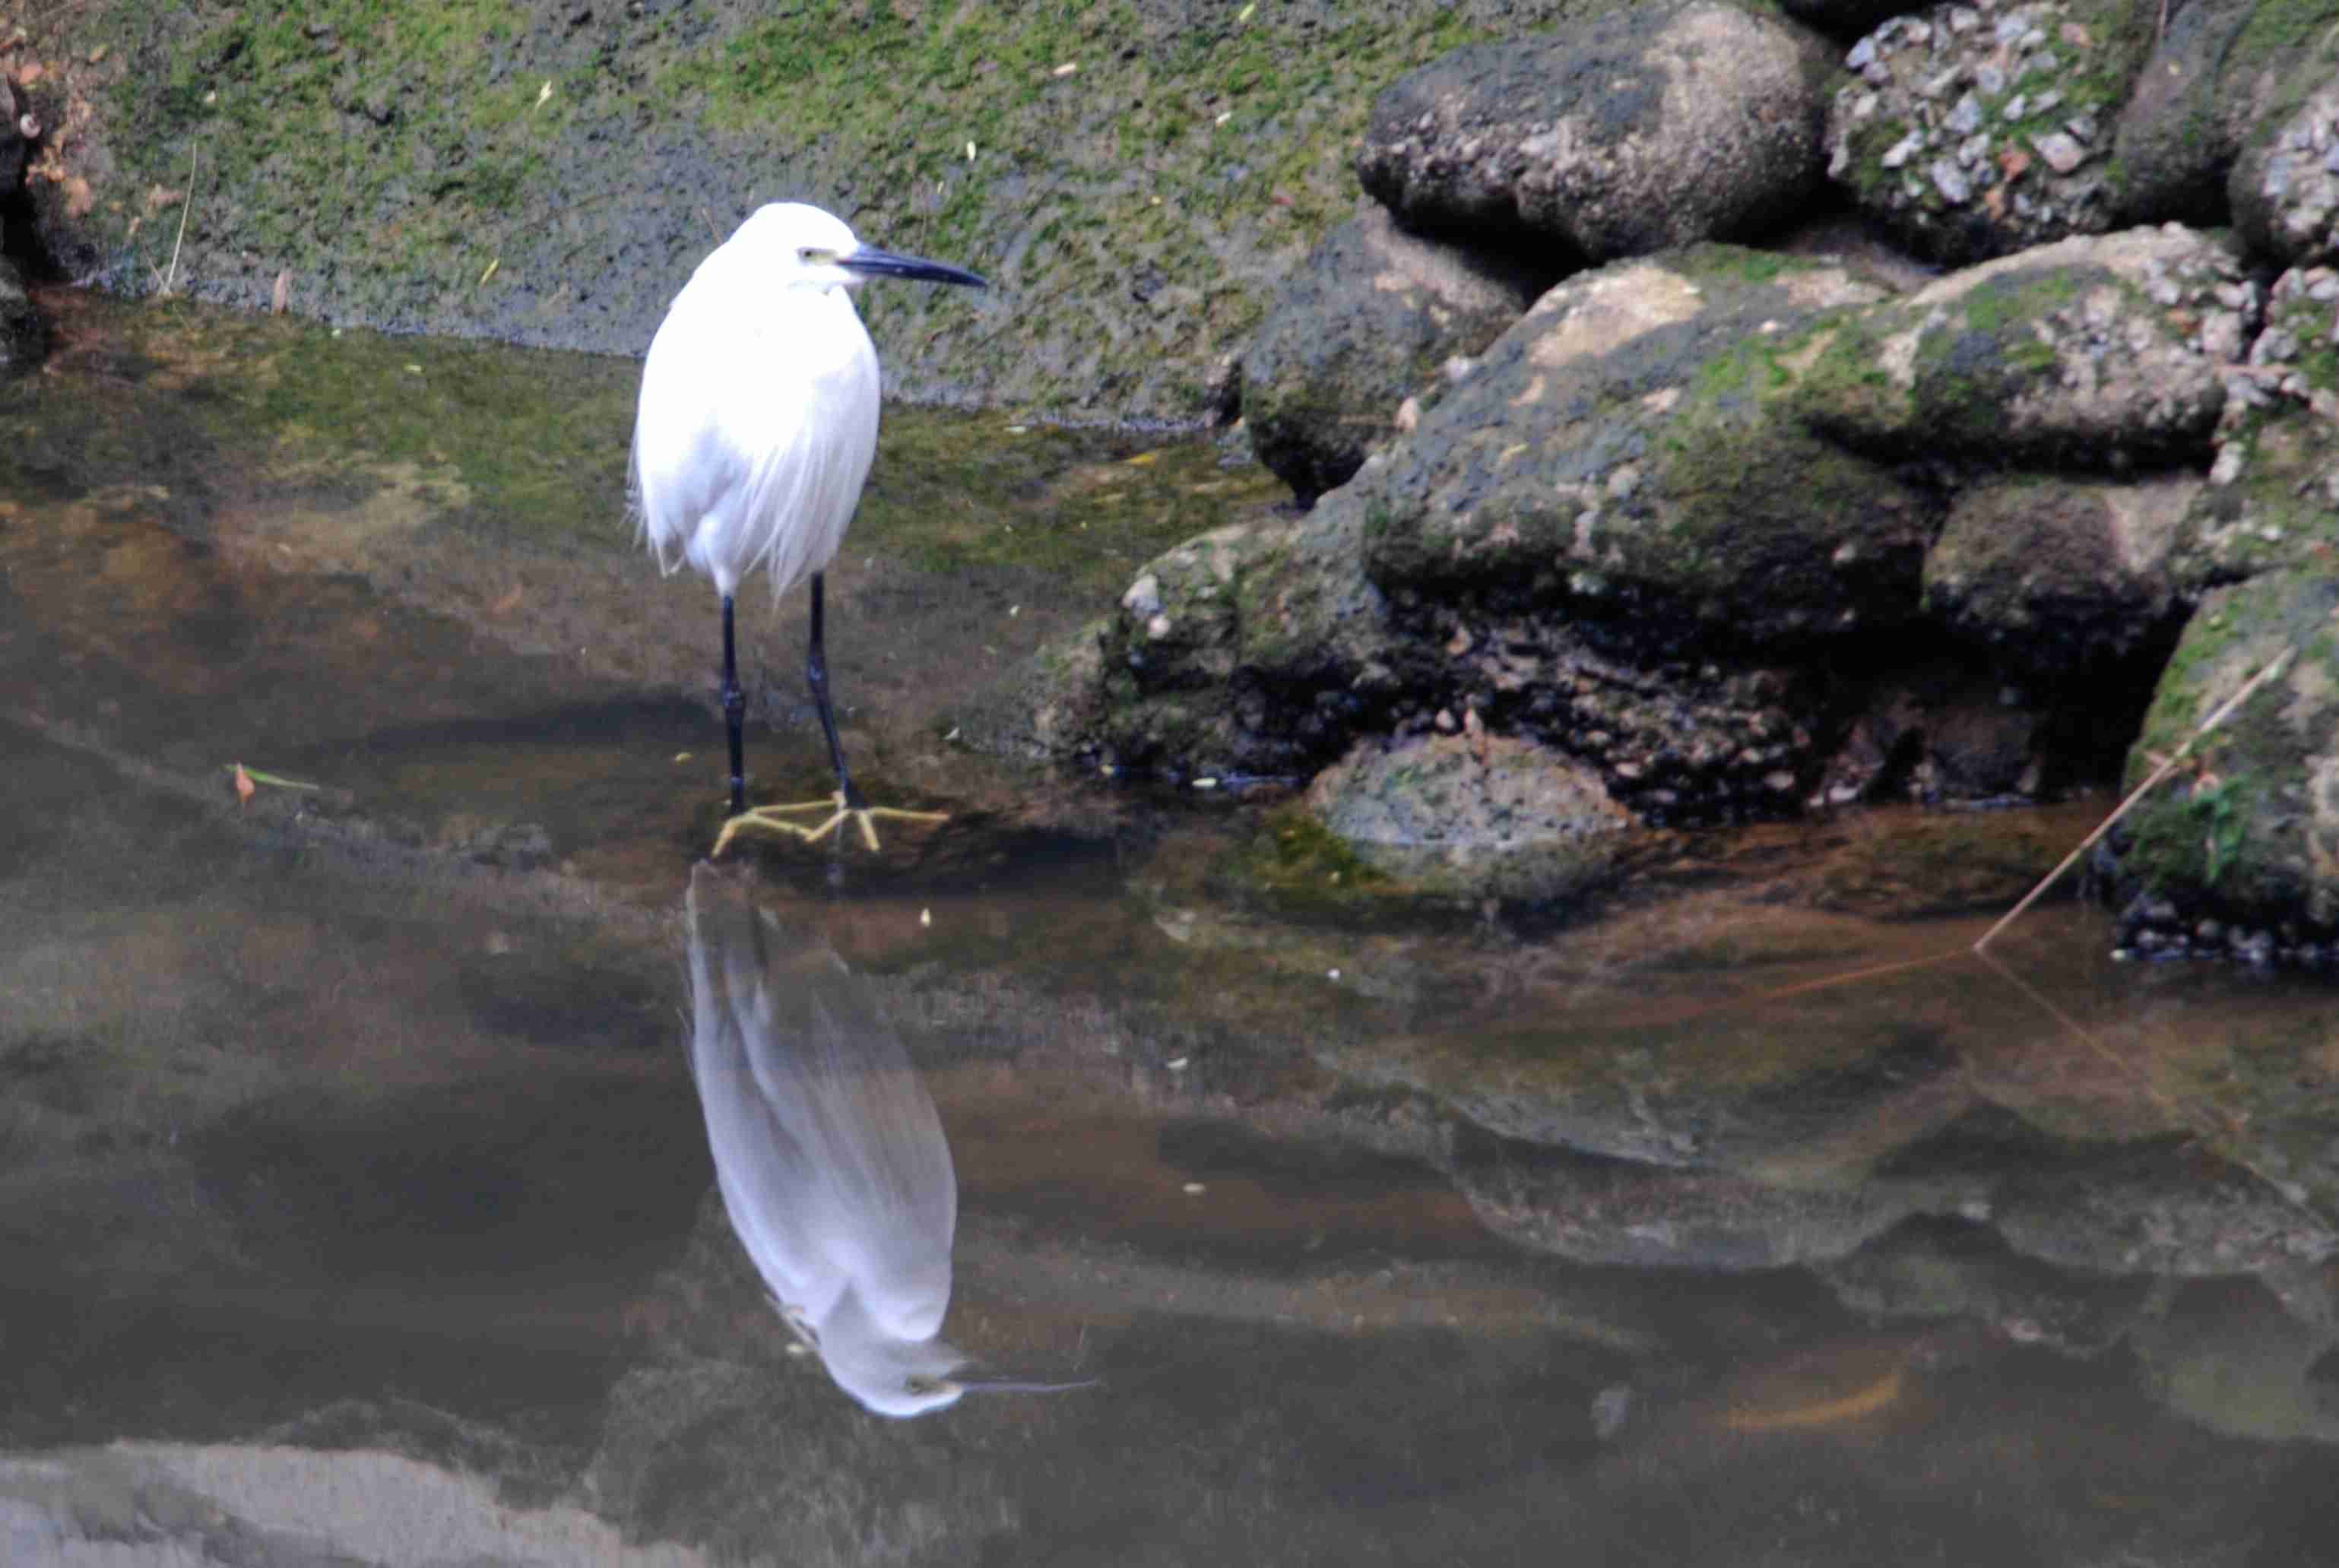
[{"left": 684, "top": 863, "right": 1089, "bottom": 1417}]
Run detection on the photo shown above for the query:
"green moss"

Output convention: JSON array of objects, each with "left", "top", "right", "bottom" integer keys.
[
  {"left": 0, "top": 291, "right": 1272, "bottom": 606},
  {"left": 2226, "top": 0, "right": 2339, "bottom": 80},
  {"left": 2120, "top": 572, "right": 2339, "bottom": 911},
  {"left": 80, "top": 0, "right": 1566, "bottom": 420}
]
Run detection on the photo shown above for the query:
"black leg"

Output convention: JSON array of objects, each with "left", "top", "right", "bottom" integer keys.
[
  {"left": 721, "top": 594, "right": 746, "bottom": 816},
  {"left": 806, "top": 572, "right": 864, "bottom": 811}
]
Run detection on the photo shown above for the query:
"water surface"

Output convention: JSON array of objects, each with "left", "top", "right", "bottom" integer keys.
[{"left": 2, "top": 295, "right": 2335, "bottom": 1566}]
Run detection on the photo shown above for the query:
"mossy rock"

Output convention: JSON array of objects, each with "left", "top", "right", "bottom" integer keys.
[
  {"left": 2119, "top": 568, "right": 2339, "bottom": 927},
  {"left": 1358, "top": 245, "right": 1931, "bottom": 646},
  {"left": 1304, "top": 733, "right": 1635, "bottom": 903}
]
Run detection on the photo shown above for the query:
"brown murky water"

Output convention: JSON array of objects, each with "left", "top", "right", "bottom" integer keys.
[{"left": 2, "top": 294, "right": 2336, "bottom": 1566}]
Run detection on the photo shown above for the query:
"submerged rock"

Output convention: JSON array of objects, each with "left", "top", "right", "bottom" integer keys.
[
  {"left": 1358, "top": 0, "right": 1836, "bottom": 260},
  {"left": 1243, "top": 204, "right": 1548, "bottom": 506},
  {"left": 1304, "top": 733, "right": 1632, "bottom": 901},
  {"left": 1447, "top": 1122, "right": 1963, "bottom": 1269}
]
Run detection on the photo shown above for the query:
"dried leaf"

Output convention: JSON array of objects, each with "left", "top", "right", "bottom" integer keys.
[
  {"left": 62, "top": 175, "right": 91, "bottom": 218},
  {"left": 16, "top": 60, "right": 40, "bottom": 86},
  {"left": 2059, "top": 21, "right": 2091, "bottom": 45},
  {"left": 1124, "top": 451, "right": 1159, "bottom": 467},
  {"left": 490, "top": 582, "right": 523, "bottom": 614},
  {"left": 1998, "top": 147, "right": 2030, "bottom": 180},
  {"left": 271, "top": 268, "right": 290, "bottom": 313},
  {"left": 233, "top": 762, "right": 255, "bottom": 805}
]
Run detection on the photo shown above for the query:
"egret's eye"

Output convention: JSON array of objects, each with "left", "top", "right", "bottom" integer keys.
[
  {"left": 904, "top": 1374, "right": 942, "bottom": 1395},
  {"left": 799, "top": 246, "right": 837, "bottom": 266}
]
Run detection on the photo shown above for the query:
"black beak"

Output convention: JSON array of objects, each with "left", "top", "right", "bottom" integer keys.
[{"left": 841, "top": 245, "right": 988, "bottom": 290}]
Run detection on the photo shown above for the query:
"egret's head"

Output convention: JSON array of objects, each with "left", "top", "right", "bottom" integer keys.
[
  {"left": 737, "top": 201, "right": 987, "bottom": 295},
  {"left": 817, "top": 1323, "right": 973, "bottom": 1419},
  {"left": 808, "top": 1304, "right": 1098, "bottom": 1421}
]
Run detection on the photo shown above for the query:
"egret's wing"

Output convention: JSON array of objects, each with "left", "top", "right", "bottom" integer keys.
[
  {"left": 725, "top": 290, "right": 880, "bottom": 600},
  {"left": 630, "top": 247, "right": 880, "bottom": 600},
  {"left": 630, "top": 293, "right": 741, "bottom": 583},
  {"left": 684, "top": 866, "right": 957, "bottom": 1343},
  {"left": 788, "top": 984, "right": 957, "bottom": 1342}
]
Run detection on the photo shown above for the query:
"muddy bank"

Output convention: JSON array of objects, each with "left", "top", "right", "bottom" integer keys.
[{"left": 13, "top": 0, "right": 1582, "bottom": 420}]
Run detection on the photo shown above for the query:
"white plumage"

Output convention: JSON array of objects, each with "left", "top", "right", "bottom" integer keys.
[
  {"left": 629, "top": 203, "right": 986, "bottom": 835},
  {"left": 630, "top": 204, "right": 881, "bottom": 602},
  {"left": 685, "top": 863, "right": 965, "bottom": 1418}
]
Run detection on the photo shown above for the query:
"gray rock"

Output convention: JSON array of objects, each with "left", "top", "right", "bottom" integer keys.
[
  {"left": 1360, "top": 248, "right": 1916, "bottom": 644},
  {"left": 1793, "top": 226, "right": 2255, "bottom": 466},
  {"left": 2173, "top": 265, "right": 2339, "bottom": 591},
  {"left": 1304, "top": 732, "right": 1633, "bottom": 901},
  {"left": 1358, "top": 0, "right": 1836, "bottom": 261},
  {"left": 1825, "top": 0, "right": 2155, "bottom": 263},
  {"left": 1995, "top": 1134, "right": 2339, "bottom": 1276},
  {"left": 1242, "top": 204, "right": 1548, "bottom": 507},
  {"left": 2032, "top": 129, "right": 2089, "bottom": 173},
  {"left": 1446, "top": 1123, "right": 1962, "bottom": 1269},
  {"left": 1922, "top": 474, "right": 2195, "bottom": 670},
  {"left": 1348, "top": 248, "right": 1935, "bottom": 816},
  {"left": 1002, "top": 504, "right": 1393, "bottom": 783},
  {"left": 2233, "top": 78, "right": 2339, "bottom": 268}
]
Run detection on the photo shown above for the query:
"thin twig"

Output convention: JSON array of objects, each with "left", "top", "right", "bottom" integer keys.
[
  {"left": 1974, "top": 648, "right": 2296, "bottom": 953},
  {"left": 163, "top": 139, "right": 199, "bottom": 297}
]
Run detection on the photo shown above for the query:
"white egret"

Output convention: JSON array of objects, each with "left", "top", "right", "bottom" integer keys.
[
  {"left": 632, "top": 203, "right": 987, "bottom": 852},
  {"left": 684, "top": 863, "right": 1090, "bottom": 1417}
]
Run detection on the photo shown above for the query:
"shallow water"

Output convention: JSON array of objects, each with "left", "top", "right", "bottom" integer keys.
[{"left": 2, "top": 295, "right": 2337, "bottom": 1566}]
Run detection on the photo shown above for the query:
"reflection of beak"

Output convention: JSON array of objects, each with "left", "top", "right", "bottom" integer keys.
[
  {"left": 840, "top": 245, "right": 988, "bottom": 290},
  {"left": 952, "top": 1374, "right": 1101, "bottom": 1395}
]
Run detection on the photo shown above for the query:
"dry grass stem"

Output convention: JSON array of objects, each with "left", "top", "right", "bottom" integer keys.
[{"left": 1974, "top": 648, "right": 2296, "bottom": 953}]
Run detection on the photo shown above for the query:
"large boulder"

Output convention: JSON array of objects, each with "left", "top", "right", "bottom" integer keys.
[
  {"left": 1792, "top": 225, "right": 2258, "bottom": 465},
  {"left": 1825, "top": 0, "right": 2158, "bottom": 264},
  {"left": 1357, "top": 0, "right": 1835, "bottom": 261},
  {"left": 1242, "top": 204, "right": 1548, "bottom": 507},
  {"left": 1359, "top": 248, "right": 1920, "bottom": 642},
  {"left": 2119, "top": 568, "right": 2339, "bottom": 932}
]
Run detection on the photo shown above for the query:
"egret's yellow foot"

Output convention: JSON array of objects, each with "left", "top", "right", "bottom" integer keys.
[{"left": 715, "top": 792, "right": 949, "bottom": 855}]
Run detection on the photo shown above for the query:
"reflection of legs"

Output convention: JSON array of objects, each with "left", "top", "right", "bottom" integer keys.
[
  {"left": 715, "top": 573, "right": 948, "bottom": 855},
  {"left": 721, "top": 595, "right": 746, "bottom": 816}
]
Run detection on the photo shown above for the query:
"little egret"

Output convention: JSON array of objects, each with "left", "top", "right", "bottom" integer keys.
[
  {"left": 631, "top": 203, "right": 987, "bottom": 853},
  {"left": 684, "top": 863, "right": 1092, "bottom": 1417}
]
